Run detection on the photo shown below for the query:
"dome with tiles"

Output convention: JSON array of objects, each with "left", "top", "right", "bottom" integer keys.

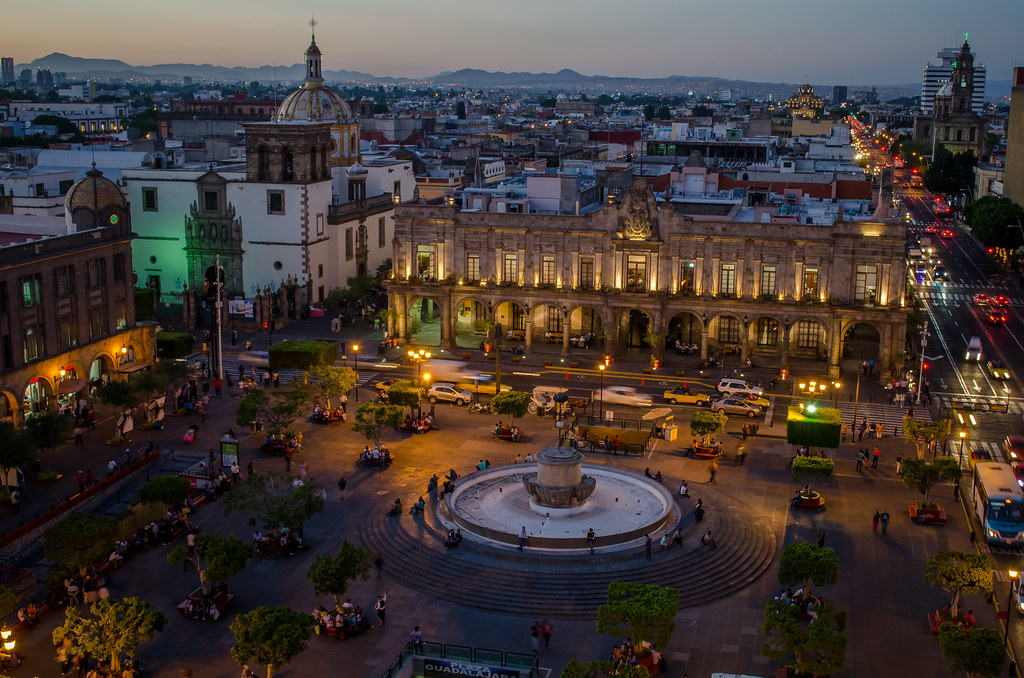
[
  {"left": 276, "top": 35, "right": 354, "bottom": 124},
  {"left": 65, "top": 163, "right": 126, "bottom": 213}
]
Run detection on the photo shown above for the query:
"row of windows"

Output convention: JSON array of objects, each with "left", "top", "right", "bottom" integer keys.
[{"left": 2, "top": 301, "right": 126, "bottom": 368}]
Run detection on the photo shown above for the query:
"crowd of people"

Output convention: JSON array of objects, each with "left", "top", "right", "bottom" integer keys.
[
  {"left": 311, "top": 599, "right": 375, "bottom": 639},
  {"left": 403, "top": 414, "right": 437, "bottom": 434},
  {"left": 358, "top": 445, "right": 393, "bottom": 469},
  {"left": 608, "top": 638, "right": 663, "bottom": 674}
]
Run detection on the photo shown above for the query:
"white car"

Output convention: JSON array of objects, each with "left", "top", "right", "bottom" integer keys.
[
  {"left": 716, "top": 378, "right": 763, "bottom": 397},
  {"left": 601, "top": 386, "right": 655, "bottom": 408},
  {"left": 426, "top": 383, "right": 473, "bottom": 406}
]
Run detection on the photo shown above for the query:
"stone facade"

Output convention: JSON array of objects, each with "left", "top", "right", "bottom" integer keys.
[{"left": 389, "top": 178, "right": 910, "bottom": 382}]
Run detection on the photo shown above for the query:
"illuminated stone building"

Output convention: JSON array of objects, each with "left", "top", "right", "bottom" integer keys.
[
  {"left": 388, "top": 178, "right": 909, "bottom": 382},
  {"left": 786, "top": 81, "right": 823, "bottom": 119}
]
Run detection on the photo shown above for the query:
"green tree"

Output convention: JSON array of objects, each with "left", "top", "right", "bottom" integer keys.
[
  {"left": 95, "top": 381, "right": 136, "bottom": 412},
  {"left": 167, "top": 533, "right": 253, "bottom": 595},
  {"left": 138, "top": 474, "right": 191, "bottom": 508},
  {"left": 790, "top": 455, "right": 835, "bottom": 487},
  {"left": 44, "top": 512, "right": 119, "bottom": 576},
  {"left": 561, "top": 660, "right": 648, "bottom": 678},
  {"left": 924, "top": 145, "right": 976, "bottom": 196},
  {"left": 0, "top": 585, "right": 17, "bottom": 617},
  {"left": 237, "top": 389, "right": 271, "bottom": 429},
  {"left": 595, "top": 582, "right": 679, "bottom": 651},
  {"left": 306, "top": 540, "right": 372, "bottom": 606},
  {"left": 903, "top": 417, "right": 951, "bottom": 459},
  {"left": 490, "top": 390, "right": 531, "bottom": 422},
  {"left": 689, "top": 410, "right": 727, "bottom": 446},
  {"left": 375, "top": 259, "right": 393, "bottom": 280},
  {"left": 938, "top": 623, "right": 1006, "bottom": 677},
  {"left": 304, "top": 365, "right": 357, "bottom": 410},
  {"left": 24, "top": 411, "right": 71, "bottom": 465},
  {"left": 222, "top": 471, "right": 325, "bottom": 535},
  {"left": 31, "top": 114, "right": 80, "bottom": 137},
  {"left": 901, "top": 456, "right": 960, "bottom": 507},
  {"left": 351, "top": 402, "right": 404, "bottom": 447},
  {"left": 776, "top": 542, "right": 838, "bottom": 599},
  {"left": 230, "top": 605, "right": 311, "bottom": 678},
  {"left": 760, "top": 599, "right": 846, "bottom": 675},
  {"left": 924, "top": 551, "right": 993, "bottom": 618},
  {"left": 387, "top": 379, "right": 424, "bottom": 413},
  {"left": 0, "top": 421, "right": 37, "bottom": 492},
  {"left": 965, "top": 195, "right": 1024, "bottom": 248},
  {"left": 52, "top": 597, "right": 166, "bottom": 672},
  {"left": 236, "top": 387, "right": 310, "bottom": 435},
  {"left": 642, "top": 104, "right": 655, "bottom": 121}
]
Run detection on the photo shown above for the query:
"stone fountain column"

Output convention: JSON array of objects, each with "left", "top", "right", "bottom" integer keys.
[{"left": 522, "top": 446, "right": 596, "bottom": 512}]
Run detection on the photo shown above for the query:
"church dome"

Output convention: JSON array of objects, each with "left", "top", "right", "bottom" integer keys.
[
  {"left": 934, "top": 82, "right": 954, "bottom": 98},
  {"left": 276, "top": 32, "right": 354, "bottom": 124},
  {"left": 65, "top": 164, "right": 126, "bottom": 213},
  {"left": 346, "top": 161, "right": 367, "bottom": 175}
]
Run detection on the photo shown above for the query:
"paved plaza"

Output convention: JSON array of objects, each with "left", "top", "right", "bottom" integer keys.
[{"left": 0, "top": 319, "right": 1009, "bottom": 678}]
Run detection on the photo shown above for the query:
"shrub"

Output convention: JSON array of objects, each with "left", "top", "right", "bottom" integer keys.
[
  {"left": 268, "top": 341, "right": 338, "bottom": 370},
  {"left": 156, "top": 332, "right": 195, "bottom": 360}
]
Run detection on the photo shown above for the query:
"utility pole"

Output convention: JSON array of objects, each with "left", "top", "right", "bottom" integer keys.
[
  {"left": 494, "top": 322, "right": 502, "bottom": 393},
  {"left": 215, "top": 254, "right": 224, "bottom": 380},
  {"left": 916, "top": 322, "right": 929, "bottom": 405}
]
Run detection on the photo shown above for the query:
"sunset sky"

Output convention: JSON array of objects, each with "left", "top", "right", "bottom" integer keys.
[{"left": 7, "top": 0, "right": 1023, "bottom": 85}]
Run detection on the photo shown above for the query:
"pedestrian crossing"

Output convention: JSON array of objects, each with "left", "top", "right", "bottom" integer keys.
[
  {"left": 934, "top": 395, "right": 1023, "bottom": 415},
  {"left": 966, "top": 440, "right": 1010, "bottom": 467},
  {"left": 188, "top": 352, "right": 379, "bottom": 391},
  {"left": 916, "top": 289, "right": 1024, "bottom": 306},
  {"left": 830, "top": 399, "right": 932, "bottom": 439}
]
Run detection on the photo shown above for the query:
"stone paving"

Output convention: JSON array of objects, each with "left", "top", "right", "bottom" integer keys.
[{"left": 0, "top": 318, "right": 1002, "bottom": 678}]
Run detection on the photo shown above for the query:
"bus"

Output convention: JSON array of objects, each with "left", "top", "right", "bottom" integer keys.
[{"left": 971, "top": 462, "right": 1024, "bottom": 546}]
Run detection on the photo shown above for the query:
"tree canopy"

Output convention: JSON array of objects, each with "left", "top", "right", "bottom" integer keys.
[
  {"left": 938, "top": 623, "right": 1006, "bottom": 677},
  {"left": 777, "top": 542, "right": 838, "bottom": 598},
  {"left": 230, "top": 605, "right": 311, "bottom": 678},
  {"left": 44, "top": 512, "right": 119, "bottom": 576},
  {"left": 924, "top": 145, "right": 976, "bottom": 196},
  {"left": 924, "top": 551, "right": 993, "bottom": 618},
  {"left": 351, "top": 401, "right": 404, "bottom": 446},
  {"left": 790, "top": 455, "right": 834, "bottom": 486},
  {"left": 168, "top": 533, "right": 253, "bottom": 595},
  {"left": 595, "top": 582, "right": 679, "bottom": 651},
  {"left": 964, "top": 195, "right": 1024, "bottom": 248},
  {"left": 0, "top": 421, "right": 37, "bottom": 491},
  {"left": 760, "top": 599, "right": 846, "bottom": 675},
  {"left": 236, "top": 387, "right": 310, "bottom": 435},
  {"left": 387, "top": 379, "right": 423, "bottom": 413},
  {"left": 306, "top": 540, "right": 373, "bottom": 606},
  {"left": 304, "top": 365, "right": 357, "bottom": 410},
  {"left": 138, "top": 474, "right": 191, "bottom": 508},
  {"left": 24, "top": 411, "right": 72, "bottom": 461},
  {"left": 222, "top": 471, "right": 325, "bottom": 534},
  {"left": 490, "top": 390, "right": 531, "bottom": 421},
  {"left": 689, "top": 410, "right": 727, "bottom": 446},
  {"left": 903, "top": 417, "right": 951, "bottom": 459},
  {"left": 53, "top": 597, "right": 166, "bottom": 672},
  {"left": 900, "top": 456, "right": 960, "bottom": 506}
]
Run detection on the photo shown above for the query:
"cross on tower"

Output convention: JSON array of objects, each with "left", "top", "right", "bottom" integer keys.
[
  {"left": 964, "top": 31, "right": 969, "bottom": 41},
  {"left": 309, "top": 16, "right": 318, "bottom": 38}
]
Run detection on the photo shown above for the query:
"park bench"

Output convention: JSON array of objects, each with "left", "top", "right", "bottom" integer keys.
[
  {"left": 494, "top": 427, "right": 523, "bottom": 442},
  {"left": 176, "top": 587, "right": 235, "bottom": 617}
]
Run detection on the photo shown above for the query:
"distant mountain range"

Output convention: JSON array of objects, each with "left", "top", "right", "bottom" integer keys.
[{"left": 17, "top": 52, "right": 948, "bottom": 99}]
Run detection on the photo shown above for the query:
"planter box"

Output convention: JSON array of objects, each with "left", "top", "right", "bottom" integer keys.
[
  {"left": 642, "top": 368, "right": 652, "bottom": 374},
  {"left": 908, "top": 504, "right": 947, "bottom": 525},
  {"left": 792, "top": 491, "right": 825, "bottom": 510},
  {"left": 569, "top": 362, "right": 579, "bottom": 368},
  {"left": 544, "top": 361, "right": 553, "bottom": 367},
  {"left": 462, "top": 353, "right": 472, "bottom": 360},
  {"left": 675, "top": 371, "right": 686, "bottom": 377}
]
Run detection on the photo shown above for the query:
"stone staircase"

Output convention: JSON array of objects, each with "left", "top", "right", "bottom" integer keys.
[{"left": 358, "top": 486, "right": 777, "bottom": 620}]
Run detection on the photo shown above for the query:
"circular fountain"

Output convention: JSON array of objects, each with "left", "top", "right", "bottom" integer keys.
[{"left": 444, "top": 446, "right": 678, "bottom": 551}]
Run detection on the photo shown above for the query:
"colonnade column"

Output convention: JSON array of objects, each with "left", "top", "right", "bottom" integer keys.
[
  {"left": 828, "top": 317, "right": 843, "bottom": 379},
  {"left": 700, "top": 328, "right": 709, "bottom": 361},
  {"left": 524, "top": 319, "right": 533, "bottom": 352},
  {"left": 439, "top": 296, "right": 454, "bottom": 350},
  {"left": 396, "top": 295, "right": 409, "bottom": 343}
]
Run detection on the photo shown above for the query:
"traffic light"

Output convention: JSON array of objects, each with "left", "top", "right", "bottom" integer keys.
[
  {"left": 923, "top": 362, "right": 930, "bottom": 371},
  {"left": 263, "top": 321, "right": 269, "bottom": 330}
]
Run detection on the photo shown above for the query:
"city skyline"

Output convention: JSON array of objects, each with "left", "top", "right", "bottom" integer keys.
[{"left": 3, "top": 0, "right": 1023, "bottom": 87}]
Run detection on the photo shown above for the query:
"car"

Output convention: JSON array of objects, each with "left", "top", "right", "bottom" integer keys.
[
  {"left": 425, "top": 383, "right": 473, "bottom": 406},
  {"left": 716, "top": 378, "right": 764, "bottom": 397},
  {"left": 926, "top": 226, "right": 938, "bottom": 233},
  {"left": 941, "top": 230, "right": 955, "bottom": 239},
  {"left": 933, "top": 265, "right": 948, "bottom": 281},
  {"left": 662, "top": 387, "right": 710, "bottom": 406},
  {"left": 737, "top": 392, "right": 770, "bottom": 408},
  {"left": 969, "top": 447, "right": 993, "bottom": 469},
  {"left": 993, "top": 295, "right": 1010, "bottom": 308},
  {"left": 973, "top": 293, "right": 990, "bottom": 306},
  {"left": 987, "top": 360, "right": 1010, "bottom": 380},
  {"left": 602, "top": 386, "right": 655, "bottom": 408},
  {"left": 966, "top": 336, "right": 982, "bottom": 361},
  {"left": 1004, "top": 436, "right": 1024, "bottom": 461},
  {"left": 375, "top": 378, "right": 398, "bottom": 392},
  {"left": 711, "top": 397, "right": 761, "bottom": 418},
  {"left": 987, "top": 311, "right": 1007, "bottom": 325}
]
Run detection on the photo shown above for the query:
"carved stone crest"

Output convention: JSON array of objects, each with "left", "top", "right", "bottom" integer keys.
[{"left": 617, "top": 179, "right": 657, "bottom": 241}]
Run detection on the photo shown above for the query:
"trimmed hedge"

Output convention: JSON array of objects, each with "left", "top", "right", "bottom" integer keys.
[
  {"left": 786, "top": 405, "right": 841, "bottom": 449},
  {"left": 268, "top": 340, "right": 338, "bottom": 370},
  {"left": 156, "top": 332, "right": 194, "bottom": 360},
  {"left": 134, "top": 287, "right": 156, "bottom": 320}
]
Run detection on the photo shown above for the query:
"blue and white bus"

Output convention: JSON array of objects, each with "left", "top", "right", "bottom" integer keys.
[{"left": 972, "top": 462, "right": 1024, "bottom": 546}]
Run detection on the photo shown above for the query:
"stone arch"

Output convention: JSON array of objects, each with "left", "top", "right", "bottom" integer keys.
[
  {"left": 89, "top": 353, "right": 116, "bottom": 386},
  {"left": 751, "top": 314, "right": 783, "bottom": 349},
  {"left": 668, "top": 310, "right": 703, "bottom": 346},
  {"left": 839, "top": 320, "right": 882, "bottom": 369},
  {"left": 23, "top": 375, "right": 54, "bottom": 414},
  {"left": 407, "top": 295, "right": 444, "bottom": 347},
  {"left": 615, "top": 308, "right": 654, "bottom": 351},
  {"left": 0, "top": 390, "right": 18, "bottom": 424},
  {"left": 706, "top": 312, "right": 743, "bottom": 352},
  {"left": 493, "top": 300, "right": 528, "bottom": 336},
  {"left": 787, "top": 317, "right": 830, "bottom": 359},
  {"left": 566, "top": 303, "right": 607, "bottom": 339}
]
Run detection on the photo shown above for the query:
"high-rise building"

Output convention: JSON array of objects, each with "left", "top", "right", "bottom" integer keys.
[
  {"left": 921, "top": 42, "right": 985, "bottom": 114},
  {"left": 1003, "top": 68, "right": 1024, "bottom": 207},
  {"left": 831, "top": 85, "right": 847, "bottom": 105},
  {"left": 36, "top": 68, "right": 53, "bottom": 88},
  {"left": 0, "top": 58, "right": 13, "bottom": 85},
  {"left": 17, "top": 68, "right": 31, "bottom": 90}
]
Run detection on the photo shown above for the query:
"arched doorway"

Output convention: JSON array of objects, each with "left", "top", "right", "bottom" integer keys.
[
  {"left": 90, "top": 355, "right": 114, "bottom": 387},
  {"left": 408, "top": 297, "right": 443, "bottom": 347},
  {"left": 789, "top": 318, "right": 829, "bottom": 360},
  {"left": 493, "top": 301, "right": 528, "bottom": 345},
  {"left": 566, "top": 305, "right": 604, "bottom": 350},
  {"left": 708, "top": 314, "right": 742, "bottom": 355},
  {"left": 54, "top": 366, "right": 86, "bottom": 411},
  {"left": 453, "top": 297, "right": 488, "bottom": 349},
  {"left": 841, "top": 322, "right": 881, "bottom": 374},
  {"left": 24, "top": 377, "right": 52, "bottom": 415},
  {"left": 668, "top": 312, "right": 702, "bottom": 349}
]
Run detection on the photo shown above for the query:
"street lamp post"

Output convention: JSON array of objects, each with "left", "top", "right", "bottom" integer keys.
[
  {"left": 916, "top": 322, "right": 930, "bottom": 405},
  {"left": 598, "top": 364, "right": 605, "bottom": 416},
  {"left": 352, "top": 344, "right": 360, "bottom": 402},
  {"left": 1005, "top": 570, "right": 1019, "bottom": 648},
  {"left": 408, "top": 348, "right": 431, "bottom": 386},
  {"left": 832, "top": 381, "right": 842, "bottom": 408}
]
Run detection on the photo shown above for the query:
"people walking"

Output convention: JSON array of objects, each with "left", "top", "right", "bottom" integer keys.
[
  {"left": 708, "top": 460, "right": 718, "bottom": 484},
  {"left": 246, "top": 461, "right": 254, "bottom": 478},
  {"left": 871, "top": 446, "right": 880, "bottom": 469},
  {"left": 736, "top": 444, "right": 748, "bottom": 466},
  {"left": 410, "top": 626, "right": 423, "bottom": 653},
  {"left": 230, "top": 462, "right": 240, "bottom": 482},
  {"left": 678, "top": 480, "right": 689, "bottom": 497},
  {"left": 856, "top": 449, "right": 865, "bottom": 472},
  {"left": 817, "top": 529, "right": 826, "bottom": 548},
  {"left": 338, "top": 476, "right": 347, "bottom": 501},
  {"left": 374, "top": 594, "right": 386, "bottom": 626},
  {"left": 540, "top": 620, "right": 553, "bottom": 650},
  {"left": 872, "top": 510, "right": 880, "bottom": 534},
  {"left": 529, "top": 622, "right": 540, "bottom": 652},
  {"left": 643, "top": 533, "right": 653, "bottom": 560},
  {"left": 880, "top": 510, "right": 890, "bottom": 535}
]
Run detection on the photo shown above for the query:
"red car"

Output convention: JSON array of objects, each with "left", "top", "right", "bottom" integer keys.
[
  {"left": 988, "top": 311, "right": 1007, "bottom": 325},
  {"left": 1005, "top": 436, "right": 1024, "bottom": 461},
  {"left": 940, "top": 230, "right": 955, "bottom": 239},
  {"left": 974, "top": 293, "right": 990, "bottom": 306},
  {"left": 993, "top": 295, "right": 1010, "bottom": 308}
]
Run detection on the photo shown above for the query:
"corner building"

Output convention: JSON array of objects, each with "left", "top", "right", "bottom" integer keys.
[{"left": 388, "top": 179, "right": 909, "bottom": 382}]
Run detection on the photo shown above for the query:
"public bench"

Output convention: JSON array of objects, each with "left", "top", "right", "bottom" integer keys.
[
  {"left": 176, "top": 587, "right": 234, "bottom": 617},
  {"left": 493, "top": 427, "right": 523, "bottom": 442}
]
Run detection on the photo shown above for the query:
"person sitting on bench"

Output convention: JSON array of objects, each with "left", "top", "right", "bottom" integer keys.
[{"left": 387, "top": 499, "right": 403, "bottom": 516}]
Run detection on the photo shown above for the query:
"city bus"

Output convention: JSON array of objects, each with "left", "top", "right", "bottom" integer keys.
[{"left": 971, "top": 462, "right": 1024, "bottom": 547}]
